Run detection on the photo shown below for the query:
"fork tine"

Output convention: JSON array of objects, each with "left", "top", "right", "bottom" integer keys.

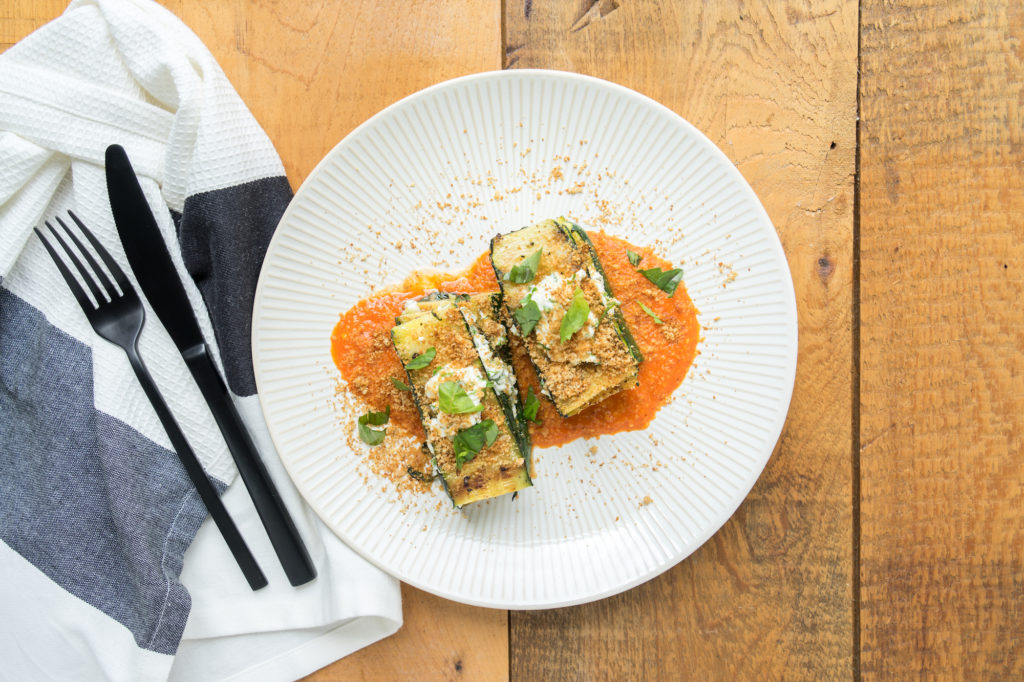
[
  {"left": 68, "top": 210, "right": 132, "bottom": 293},
  {"left": 46, "top": 221, "right": 106, "bottom": 305},
  {"left": 55, "top": 215, "right": 117, "bottom": 300},
  {"left": 35, "top": 227, "right": 95, "bottom": 312}
]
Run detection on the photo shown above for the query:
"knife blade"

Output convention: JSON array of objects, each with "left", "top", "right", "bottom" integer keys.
[{"left": 105, "top": 144, "right": 316, "bottom": 587}]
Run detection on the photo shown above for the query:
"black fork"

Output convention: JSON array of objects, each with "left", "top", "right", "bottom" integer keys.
[{"left": 35, "top": 211, "right": 267, "bottom": 591}]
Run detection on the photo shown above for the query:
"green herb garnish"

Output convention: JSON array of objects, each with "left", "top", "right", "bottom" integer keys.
[
  {"left": 391, "top": 377, "right": 412, "bottom": 391},
  {"left": 438, "top": 381, "right": 485, "bottom": 414},
  {"left": 515, "top": 297, "right": 542, "bottom": 335},
  {"left": 640, "top": 267, "right": 683, "bottom": 297},
  {"left": 627, "top": 250, "right": 642, "bottom": 267},
  {"left": 404, "top": 347, "right": 436, "bottom": 370},
  {"left": 357, "top": 405, "right": 390, "bottom": 446},
  {"left": 638, "top": 301, "right": 663, "bottom": 324},
  {"left": 406, "top": 466, "right": 435, "bottom": 483},
  {"left": 523, "top": 386, "right": 542, "bottom": 423},
  {"left": 452, "top": 419, "right": 498, "bottom": 470},
  {"left": 596, "top": 302, "right": 619, "bottom": 329},
  {"left": 559, "top": 287, "right": 590, "bottom": 343},
  {"left": 506, "top": 248, "right": 542, "bottom": 284}
]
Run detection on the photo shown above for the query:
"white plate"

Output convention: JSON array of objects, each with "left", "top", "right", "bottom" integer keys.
[{"left": 252, "top": 70, "right": 797, "bottom": 609}]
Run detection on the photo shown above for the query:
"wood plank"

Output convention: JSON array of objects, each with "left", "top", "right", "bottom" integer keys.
[
  {"left": 166, "top": 0, "right": 502, "bottom": 187},
  {"left": 505, "top": 1, "right": 858, "bottom": 679},
  {"left": 167, "top": 2, "right": 507, "bottom": 679},
  {"left": 3, "top": 3, "right": 508, "bottom": 681},
  {"left": 859, "top": 1, "right": 1024, "bottom": 677},
  {"left": 302, "top": 584, "right": 507, "bottom": 681},
  {"left": 0, "top": 0, "right": 67, "bottom": 50}
]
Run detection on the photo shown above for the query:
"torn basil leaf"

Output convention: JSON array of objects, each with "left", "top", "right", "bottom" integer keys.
[
  {"left": 559, "top": 287, "right": 590, "bottom": 343},
  {"left": 627, "top": 250, "right": 642, "bottom": 267},
  {"left": 452, "top": 419, "right": 498, "bottom": 470},
  {"left": 391, "top": 376, "right": 412, "bottom": 391},
  {"left": 506, "top": 248, "right": 542, "bottom": 284},
  {"left": 640, "top": 267, "right": 684, "bottom": 297},
  {"left": 357, "top": 405, "right": 390, "bottom": 446},
  {"left": 404, "top": 347, "right": 436, "bottom": 370},
  {"left": 438, "top": 381, "right": 485, "bottom": 414},
  {"left": 638, "top": 301, "right": 664, "bottom": 324},
  {"left": 515, "top": 297, "right": 542, "bottom": 335},
  {"left": 523, "top": 386, "right": 542, "bottom": 423}
]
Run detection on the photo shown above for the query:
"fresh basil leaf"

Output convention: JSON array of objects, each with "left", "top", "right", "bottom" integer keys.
[
  {"left": 627, "top": 250, "right": 642, "bottom": 267},
  {"left": 357, "top": 406, "right": 390, "bottom": 446},
  {"left": 515, "top": 298, "right": 542, "bottom": 335},
  {"left": 404, "top": 347, "right": 436, "bottom": 370},
  {"left": 560, "top": 287, "right": 590, "bottom": 343},
  {"left": 523, "top": 386, "right": 542, "bottom": 424},
  {"left": 505, "top": 248, "right": 542, "bottom": 283},
  {"left": 640, "top": 267, "right": 684, "bottom": 297},
  {"left": 438, "top": 381, "right": 485, "bottom": 414},
  {"left": 406, "top": 466, "right": 435, "bottom": 483},
  {"left": 391, "top": 376, "right": 412, "bottom": 391},
  {"left": 361, "top": 405, "right": 390, "bottom": 426},
  {"left": 452, "top": 419, "right": 498, "bottom": 470},
  {"left": 638, "top": 301, "right": 664, "bottom": 324}
]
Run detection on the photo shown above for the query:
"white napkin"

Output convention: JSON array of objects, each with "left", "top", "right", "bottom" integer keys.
[{"left": 0, "top": 0, "right": 401, "bottom": 679}]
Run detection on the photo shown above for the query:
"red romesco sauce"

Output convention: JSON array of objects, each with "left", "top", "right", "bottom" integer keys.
[{"left": 330, "top": 232, "right": 700, "bottom": 450}]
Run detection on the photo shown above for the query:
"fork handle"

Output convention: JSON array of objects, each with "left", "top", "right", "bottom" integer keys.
[{"left": 126, "top": 346, "right": 268, "bottom": 591}]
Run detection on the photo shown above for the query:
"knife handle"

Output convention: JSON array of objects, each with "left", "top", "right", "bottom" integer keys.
[
  {"left": 184, "top": 347, "right": 317, "bottom": 587},
  {"left": 125, "top": 346, "right": 267, "bottom": 591}
]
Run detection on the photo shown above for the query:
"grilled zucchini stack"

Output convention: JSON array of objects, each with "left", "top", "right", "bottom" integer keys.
[
  {"left": 489, "top": 218, "right": 643, "bottom": 417},
  {"left": 388, "top": 218, "right": 644, "bottom": 507},
  {"left": 392, "top": 293, "right": 532, "bottom": 507}
]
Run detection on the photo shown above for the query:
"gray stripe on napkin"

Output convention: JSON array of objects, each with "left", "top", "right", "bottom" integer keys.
[
  {"left": 173, "top": 175, "right": 292, "bottom": 398},
  {"left": 0, "top": 287, "right": 221, "bottom": 656}
]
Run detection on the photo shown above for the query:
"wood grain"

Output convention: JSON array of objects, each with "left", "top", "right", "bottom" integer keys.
[
  {"left": 0, "top": 0, "right": 67, "bottom": 50},
  {"left": 859, "top": 1, "right": 1024, "bottom": 678},
  {"left": 505, "top": 1, "right": 858, "bottom": 679},
  {"left": 301, "top": 584, "right": 507, "bottom": 681},
  {"left": 165, "top": 0, "right": 502, "bottom": 187},
  {"left": 2, "top": 3, "right": 508, "bottom": 681}
]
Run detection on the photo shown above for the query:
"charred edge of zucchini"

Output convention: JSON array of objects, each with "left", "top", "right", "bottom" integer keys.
[
  {"left": 390, "top": 326, "right": 458, "bottom": 507},
  {"left": 486, "top": 295, "right": 533, "bottom": 469},
  {"left": 560, "top": 218, "right": 645, "bottom": 365},
  {"left": 455, "top": 296, "right": 532, "bottom": 482},
  {"left": 395, "top": 291, "right": 453, "bottom": 325}
]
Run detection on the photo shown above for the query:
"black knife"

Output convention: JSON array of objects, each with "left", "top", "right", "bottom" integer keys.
[{"left": 105, "top": 144, "right": 316, "bottom": 587}]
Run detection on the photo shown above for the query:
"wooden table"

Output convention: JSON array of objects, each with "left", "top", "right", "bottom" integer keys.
[{"left": 5, "top": 1, "right": 1022, "bottom": 678}]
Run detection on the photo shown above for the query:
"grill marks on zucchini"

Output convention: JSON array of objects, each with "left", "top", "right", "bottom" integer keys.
[
  {"left": 489, "top": 218, "right": 643, "bottom": 417},
  {"left": 391, "top": 294, "right": 531, "bottom": 507}
]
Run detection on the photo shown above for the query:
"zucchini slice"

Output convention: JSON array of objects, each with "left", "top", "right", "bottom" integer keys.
[
  {"left": 391, "top": 300, "right": 531, "bottom": 507},
  {"left": 489, "top": 217, "right": 642, "bottom": 417},
  {"left": 455, "top": 293, "right": 532, "bottom": 464},
  {"left": 396, "top": 291, "right": 531, "bottom": 469}
]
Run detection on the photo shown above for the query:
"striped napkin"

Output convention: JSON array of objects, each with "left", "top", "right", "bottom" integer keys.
[{"left": 0, "top": 1, "right": 401, "bottom": 679}]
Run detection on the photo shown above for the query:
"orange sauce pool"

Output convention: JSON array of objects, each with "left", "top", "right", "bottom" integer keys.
[{"left": 330, "top": 232, "right": 700, "bottom": 452}]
